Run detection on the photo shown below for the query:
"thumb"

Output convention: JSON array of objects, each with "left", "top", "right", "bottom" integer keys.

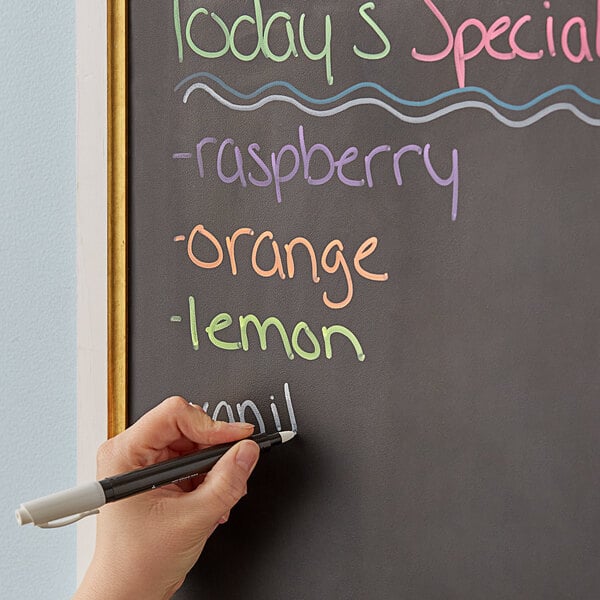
[{"left": 185, "top": 440, "right": 260, "bottom": 527}]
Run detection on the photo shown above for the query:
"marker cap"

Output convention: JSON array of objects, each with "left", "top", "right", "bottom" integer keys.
[{"left": 16, "top": 481, "right": 106, "bottom": 527}]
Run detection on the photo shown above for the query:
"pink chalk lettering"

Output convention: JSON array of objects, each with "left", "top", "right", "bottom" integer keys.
[{"left": 561, "top": 16, "right": 593, "bottom": 63}]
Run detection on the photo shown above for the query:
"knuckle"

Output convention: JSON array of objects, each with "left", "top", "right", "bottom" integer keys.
[
  {"left": 97, "top": 439, "right": 113, "bottom": 459},
  {"left": 163, "top": 395, "right": 188, "bottom": 411},
  {"left": 207, "top": 417, "right": 225, "bottom": 431},
  {"left": 203, "top": 424, "right": 224, "bottom": 446},
  {"left": 96, "top": 439, "right": 116, "bottom": 469}
]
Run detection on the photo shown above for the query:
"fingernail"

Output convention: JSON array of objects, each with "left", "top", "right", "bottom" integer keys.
[
  {"left": 219, "top": 514, "right": 229, "bottom": 525},
  {"left": 236, "top": 440, "right": 259, "bottom": 474}
]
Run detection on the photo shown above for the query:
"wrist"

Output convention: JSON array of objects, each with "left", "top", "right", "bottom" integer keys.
[{"left": 74, "top": 555, "right": 178, "bottom": 600}]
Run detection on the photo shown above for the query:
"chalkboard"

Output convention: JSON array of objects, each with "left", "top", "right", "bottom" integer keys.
[{"left": 112, "top": 1, "right": 600, "bottom": 598}]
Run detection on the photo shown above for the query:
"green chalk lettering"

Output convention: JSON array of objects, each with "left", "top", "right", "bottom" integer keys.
[
  {"left": 186, "top": 8, "right": 230, "bottom": 58},
  {"left": 239, "top": 314, "right": 294, "bottom": 359},
  {"left": 354, "top": 2, "right": 391, "bottom": 60},
  {"left": 181, "top": 297, "right": 365, "bottom": 362},
  {"left": 173, "top": 0, "right": 184, "bottom": 62},
  {"left": 206, "top": 312, "right": 241, "bottom": 351},
  {"left": 179, "top": 0, "right": 333, "bottom": 85},
  {"left": 322, "top": 324, "right": 365, "bottom": 361},
  {"left": 291, "top": 321, "right": 321, "bottom": 360},
  {"left": 188, "top": 295, "right": 200, "bottom": 351},
  {"left": 299, "top": 13, "right": 333, "bottom": 84},
  {"left": 263, "top": 11, "right": 298, "bottom": 61},
  {"left": 230, "top": 14, "right": 261, "bottom": 61}
]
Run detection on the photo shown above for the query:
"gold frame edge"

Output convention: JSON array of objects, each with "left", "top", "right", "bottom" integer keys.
[{"left": 107, "top": 0, "right": 128, "bottom": 438}]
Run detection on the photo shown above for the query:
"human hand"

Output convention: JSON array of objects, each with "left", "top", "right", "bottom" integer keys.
[{"left": 74, "top": 396, "right": 260, "bottom": 600}]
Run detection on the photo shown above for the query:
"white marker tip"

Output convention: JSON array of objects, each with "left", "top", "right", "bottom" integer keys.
[{"left": 279, "top": 430, "right": 296, "bottom": 444}]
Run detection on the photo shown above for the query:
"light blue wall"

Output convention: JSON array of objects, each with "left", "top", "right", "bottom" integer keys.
[{"left": 0, "top": 2, "right": 76, "bottom": 598}]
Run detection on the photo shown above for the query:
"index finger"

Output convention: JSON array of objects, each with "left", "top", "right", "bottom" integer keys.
[{"left": 106, "top": 396, "right": 254, "bottom": 470}]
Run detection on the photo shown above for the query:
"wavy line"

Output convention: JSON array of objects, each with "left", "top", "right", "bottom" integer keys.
[
  {"left": 183, "top": 83, "right": 600, "bottom": 128},
  {"left": 175, "top": 71, "right": 600, "bottom": 111}
]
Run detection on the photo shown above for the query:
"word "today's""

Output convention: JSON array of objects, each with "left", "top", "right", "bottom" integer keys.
[{"left": 173, "top": 0, "right": 391, "bottom": 85}]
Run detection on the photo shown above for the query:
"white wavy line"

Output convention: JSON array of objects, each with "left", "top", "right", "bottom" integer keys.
[{"left": 183, "top": 83, "right": 600, "bottom": 128}]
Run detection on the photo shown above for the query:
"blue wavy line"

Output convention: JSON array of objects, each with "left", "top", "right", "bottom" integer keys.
[
  {"left": 174, "top": 72, "right": 600, "bottom": 111},
  {"left": 183, "top": 83, "right": 600, "bottom": 128}
]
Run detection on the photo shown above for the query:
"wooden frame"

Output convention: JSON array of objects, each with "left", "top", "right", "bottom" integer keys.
[{"left": 107, "top": 0, "right": 127, "bottom": 437}]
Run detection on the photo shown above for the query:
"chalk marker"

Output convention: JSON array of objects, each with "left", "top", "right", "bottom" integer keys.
[{"left": 16, "top": 431, "right": 296, "bottom": 528}]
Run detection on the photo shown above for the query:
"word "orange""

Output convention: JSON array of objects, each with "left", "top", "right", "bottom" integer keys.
[{"left": 185, "top": 224, "right": 389, "bottom": 310}]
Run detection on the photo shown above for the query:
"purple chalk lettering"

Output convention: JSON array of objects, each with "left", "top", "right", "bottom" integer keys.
[
  {"left": 217, "top": 139, "right": 248, "bottom": 187},
  {"left": 335, "top": 146, "right": 364, "bottom": 187},
  {"left": 393, "top": 144, "right": 422, "bottom": 186},
  {"left": 247, "top": 143, "right": 273, "bottom": 187},
  {"left": 270, "top": 145, "right": 300, "bottom": 203},
  {"left": 364, "top": 145, "right": 391, "bottom": 188},
  {"left": 423, "top": 144, "right": 460, "bottom": 221},
  {"left": 298, "top": 125, "right": 335, "bottom": 185},
  {"left": 196, "top": 138, "right": 216, "bottom": 178}
]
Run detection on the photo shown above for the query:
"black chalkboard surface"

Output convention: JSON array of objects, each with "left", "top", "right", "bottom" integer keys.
[{"left": 125, "top": 1, "right": 600, "bottom": 598}]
